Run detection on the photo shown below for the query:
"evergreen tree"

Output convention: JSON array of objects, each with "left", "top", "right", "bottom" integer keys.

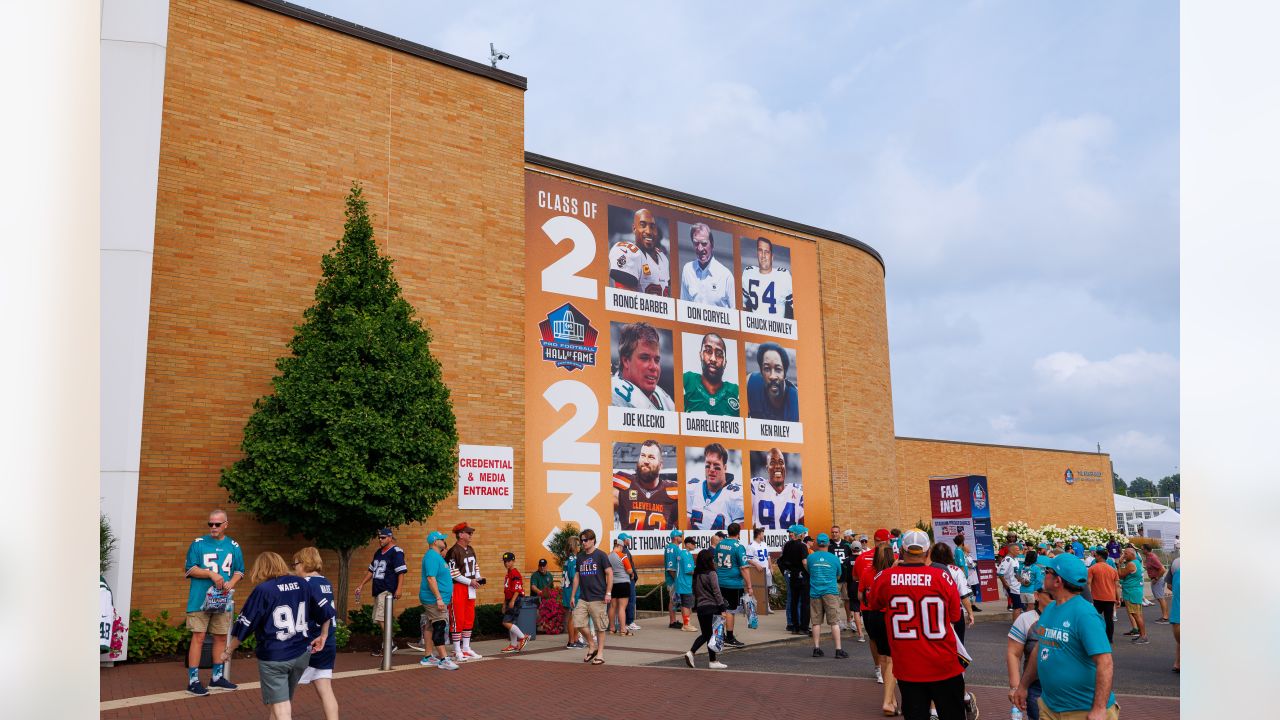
[{"left": 221, "top": 184, "right": 458, "bottom": 617}]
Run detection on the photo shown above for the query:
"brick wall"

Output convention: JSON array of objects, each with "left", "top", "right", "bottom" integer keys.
[
  {"left": 893, "top": 437, "right": 1115, "bottom": 531},
  {"left": 133, "top": 0, "right": 526, "bottom": 615}
]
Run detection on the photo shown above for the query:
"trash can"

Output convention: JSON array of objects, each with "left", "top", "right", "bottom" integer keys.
[{"left": 516, "top": 596, "right": 539, "bottom": 640}]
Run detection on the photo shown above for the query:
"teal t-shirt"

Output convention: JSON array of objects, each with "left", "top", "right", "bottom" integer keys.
[
  {"left": 1168, "top": 561, "right": 1180, "bottom": 624},
  {"left": 561, "top": 555, "right": 579, "bottom": 608},
  {"left": 1034, "top": 595, "right": 1116, "bottom": 713},
  {"left": 714, "top": 538, "right": 748, "bottom": 589},
  {"left": 184, "top": 534, "right": 245, "bottom": 612},
  {"left": 676, "top": 548, "right": 696, "bottom": 595},
  {"left": 1119, "top": 559, "right": 1144, "bottom": 603},
  {"left": 682, "top": 371, "right": 741, "bottom": 416},
  {"left": 1026, "top": 563, "right": 1046, "bottom": 593},
  {"left": 418, "top": 548, "right": 453, "bottom": 605},
  {"left": 664, "top": 542, "right": 681, "bottom": 584},
  {"left": 805, "top": 550, "right": 840, "bottom": 597}
]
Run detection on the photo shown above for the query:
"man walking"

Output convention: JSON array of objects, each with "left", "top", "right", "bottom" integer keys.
[
  {"left": 1087, "top": 548, "right": 1120, "bottom": 644},
  {"left": 806, "top": 534, "right": 846, "bottom": 658},
  {"left": 1012, "top": 554, "right": 1119, "bottom": 720},
  {"left": 779, "top": 524, "right": 810, "bottom": 633},
  {"left": 664, "top": 529, "right": 685, "bottom": 628},
  {"left": 354, "top": 528, "right": 407, "bottom": 656},
  {"left": 1143, "top": 546, "right": 1169, "bottom": 623},
  {"left": 999, "top": 542, "right": 1026, "bottom": 620},
  {"left": 714, "top": 522, "right": 753, "bottom": 647},
  {"left": 183, "top": 509, "right": 244, "bottom": 695},
  {"left": 570, "top": 528, "right": 613, "bottom": 665}
]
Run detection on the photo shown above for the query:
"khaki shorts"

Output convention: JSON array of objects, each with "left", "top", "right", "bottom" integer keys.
[
  {"left": 1038, "top": 699, "right": 1120, "bottom": 720},
  {"left": 186, "top": 610, "right": 232, "bottom": 634},
  {"left": 810, "top": 594, "right": 843, "bottom": 626},
  {"left": 1124, "top": 600, "right": 1143, "bottom": 615},
  {"left": 571, "top": 599, "right": 608, "bottom": 633},
  {"left": 838, "top": 582, "right": 849, "bottom": 601},
  {"left": 422, "top": 603, "right": 448, "bottom": 625},
  {"left": 373, "top": 591, "right": 393, "bottom": 623}
]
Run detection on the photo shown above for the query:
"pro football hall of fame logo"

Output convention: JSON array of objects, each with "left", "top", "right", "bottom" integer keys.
[{"left": 538, "top": 303, "right": 599, "bottom": 371}]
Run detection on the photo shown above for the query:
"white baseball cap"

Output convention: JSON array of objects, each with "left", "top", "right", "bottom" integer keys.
[{"left": 903, "top": 530, "right": 931, "bottom": 553}]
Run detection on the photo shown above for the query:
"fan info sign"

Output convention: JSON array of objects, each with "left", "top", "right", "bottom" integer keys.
[{"left": 523, "top": 173, "right": 834, "bottom": 567}]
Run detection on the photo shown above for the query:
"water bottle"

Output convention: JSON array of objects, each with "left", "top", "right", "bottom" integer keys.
[{"left": 1010, "top": 705, "right": 1023, "bottom": 720}]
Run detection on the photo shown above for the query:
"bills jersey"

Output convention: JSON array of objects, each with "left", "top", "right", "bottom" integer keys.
[
  {"left": 609, "top": 241, "right": 670, "bottom": 296},
  {"left": 611, "top": 373, "right": 676, "bottom": 411},
  {"left": 686, "top": 476, "right": 744, "bottom": 530},
  {"left": 750, "top": 477, "right": 804, "bottom": 530},
  {"left": 614, "top": 471, "right": 680, "bottom": 530},
  {"left": 233, "top": 574, "right": 335, "bottom": 662},
  {"left": 872, "top": 564, "right": 965, "bottom": 683},
  {"left": 741, "top": 265, "right": 793, "bottom": 317}
]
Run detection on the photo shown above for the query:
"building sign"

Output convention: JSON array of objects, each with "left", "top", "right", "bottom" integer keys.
[
  {"left": 930, "top": 474, "right": 999, "bottom": 600},
  {"left": 524, "top": 174, "right": 833, "bottom": 563},
  {"left": 457, "top": 445, "right": 514, "bottom": 509}
]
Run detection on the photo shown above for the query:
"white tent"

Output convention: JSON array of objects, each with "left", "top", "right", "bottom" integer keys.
[
  {"left": 1114, "top": 494, "right": 1172, "bottom": 535},
  {"left": 1142, "top": 508, "right": 1181, "bottom": 543}
]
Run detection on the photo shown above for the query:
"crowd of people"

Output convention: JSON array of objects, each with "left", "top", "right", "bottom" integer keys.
[{"left": 182, "top": 509, "right": 1179, "bottom": 720}]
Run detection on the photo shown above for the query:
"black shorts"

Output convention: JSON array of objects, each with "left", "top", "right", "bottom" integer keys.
[
  {"left": 898, "top": 674, "right": 966, "bottom": 720},
  {"left": 721, "top": 587, "right": 744, "bottom": 613},
  {"left": 1009, "top": 592, "right": 1026, "bottom": 610},
  {"left": 848, "top": 580, "right": 861, "bottom": 610},
  {"left": 862, "top": 610, "right": 890, "bottom": 657},
  {"left": 610, "top": 582, "right": 631, "bottom": 599}
]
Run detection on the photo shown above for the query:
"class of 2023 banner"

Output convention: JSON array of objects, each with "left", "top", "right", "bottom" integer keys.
[{"left": 524, "top": 172, "right": 833, "bottom": 567}]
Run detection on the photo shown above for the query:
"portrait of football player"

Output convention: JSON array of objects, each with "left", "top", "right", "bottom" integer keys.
[
  {"left": 607, "top": 205, "right": 671, "bottom": 296},
  {"left": 612, "top": 440, "right": 680, "bottom": 531},
  {"left": 680, "top": 331, "right": 740, "bottom": 417},
  {"left": 745, "top": 341, "right": 800, "bottom": 422},
  {"left": 740, "top": 235, "right": 794, "bottom": 318},
  {"left": 684, "top": 443, "right": 744, "bottom": 531},
  {"left": 749, "top": 448, "right": 804, "bottom": 530},
  {"left": 677, "top": 221, "right": 735, "bottom": 308},
  {"left": 610, "top": 321, "right": 676, "bottom": 411}
]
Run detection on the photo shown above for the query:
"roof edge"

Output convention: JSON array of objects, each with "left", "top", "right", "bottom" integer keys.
[
  {"left": 238, "top": 0, "right": 527, "bottom": 91},
  {"left": 896, "top": 435, "right": 1113, "bottom": 459},
  {"left": 525, "top": 152, "right": 883, "bottom": 271}
]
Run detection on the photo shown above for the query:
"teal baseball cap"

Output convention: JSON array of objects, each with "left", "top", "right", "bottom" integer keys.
[
  {"left": 795, "top": 525, "right": 809, "bottom": 536},
  {"left": 816, "top": 533, "right": 830, "bottom": 544},
  {"left": 618, "top": 532, "right": 631, "bottom": 542},
  {"left": 670, "top": 529, "right": 684, "bottom": 539},
  {"left": 426, "top": 531, "right": 446, "bottom": 544},
  {"left": 1049, "top": 553, "right": 1088, "bottom": 586}
]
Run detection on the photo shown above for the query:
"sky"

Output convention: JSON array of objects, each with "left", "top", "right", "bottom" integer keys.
[{"left": 295, "top": 0, "right": 1179, "bottom": 485}]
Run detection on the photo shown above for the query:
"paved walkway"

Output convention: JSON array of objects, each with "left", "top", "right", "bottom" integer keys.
[{"left": 102, "top": 604, "right": 1179, "bottom": 719}]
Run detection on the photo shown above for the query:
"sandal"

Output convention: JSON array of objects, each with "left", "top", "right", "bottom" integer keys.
[
  {"left": 584, "top": 648, "right": 598, "bottom": 663},
  {"left": 622, "top": 630, "right": 635, "bottom": 636},
  {"left": 591, "top": 657, "right": 606, "bottom": 665},
  {"left": 882, "top": 707, "right": 899, "bottom": 717}
]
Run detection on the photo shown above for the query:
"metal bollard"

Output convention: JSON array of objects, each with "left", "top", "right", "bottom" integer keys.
[{"left": 380, "top": 593, "right": 394, "bottom": 671}]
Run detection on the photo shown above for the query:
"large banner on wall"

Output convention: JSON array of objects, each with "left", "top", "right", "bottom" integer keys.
[
  {"left": 930, "top": 475, "right": 999, "bottom": 600},
  {"left": 524, "top": 173, "right": 833, "bottom": 566}
]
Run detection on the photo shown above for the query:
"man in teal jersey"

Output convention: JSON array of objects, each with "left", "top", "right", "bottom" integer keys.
[
  {"left": 682, "top": 332, "right": 741, "bottom": 416},
  {"left": 183, "top": 509, "right": 245, "bottom": 695},
  {"left": 664, "top": 528, "right": 684, "bottom": 628},
  {"left": 675, "top": 536, "right": 697, "bottom": 631},
  {"left": 714, "top": 522, "right": 753, "bottom": 647},
  {"left": 1118, "top": 548, "right": 1148, "bottom": 644},
  {"left": 805, "top": 533, "right": 846, "bottom": 658},
  {"left": 418, "top": 531, "right": 459, "bottom": 670},
  {"left": 561, "top": 535, "right": 585, "bottom": 649},
  {"left": 1012, "top": 554, "right": 1118, "bottom": 720}
]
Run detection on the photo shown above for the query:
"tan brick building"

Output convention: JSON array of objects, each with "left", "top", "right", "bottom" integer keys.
[{"left": 102, "top": 0, "right": 1113, "bottom": 629}]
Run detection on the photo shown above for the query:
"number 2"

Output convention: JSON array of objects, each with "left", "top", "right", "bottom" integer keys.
[{"left": 541, "top": 216, "right": 597, "bottom": 299}]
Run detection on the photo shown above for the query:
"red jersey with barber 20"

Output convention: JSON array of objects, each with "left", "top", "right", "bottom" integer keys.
[{"left": 872, "top": 563, "right": 965, "bottom": 682}]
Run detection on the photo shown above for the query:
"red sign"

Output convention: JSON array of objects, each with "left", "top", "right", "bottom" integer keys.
[{"left": 929, "top": 478, "right": 970, "bottom": 519}]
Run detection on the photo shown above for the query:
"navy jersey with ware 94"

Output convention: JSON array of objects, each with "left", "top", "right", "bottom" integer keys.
[
  {"left": 232, "top": 574, "right": 336, "bottom": 662},
  {"left": 303, "top": 575, "right": 337, "bottom": 664}
]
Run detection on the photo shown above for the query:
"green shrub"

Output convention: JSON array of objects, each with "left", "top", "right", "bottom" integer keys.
[
  {"left": 347, "top": 604, "right": 378, "bottom": 635},
  {"left": 633, "top": 584, "right": 665, "bottom": 611},
  {"left": 126, "top": 609, "right": 192, "bottom": 661},
  {"left": 333, "top": 620, "right": 351, "bottom": 649},
  {"left": 238, "top": 628, "right": 256, "bottom": 653},
  {"left": 474, "top": 603, "right": 504, "bottom": 637},
  {"left": 397, "top": 605, "right": 425, "bottom": 638},
  {"left": 769, "top": 569, "right": 786, "bottom": 610}
]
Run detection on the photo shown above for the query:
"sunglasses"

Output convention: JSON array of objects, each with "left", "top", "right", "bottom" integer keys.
[{"left": 208, "top": 521, "right": 225, "bottom": 527}]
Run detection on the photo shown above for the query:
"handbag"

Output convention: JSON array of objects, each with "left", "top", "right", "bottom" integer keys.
[{"left": 202, "top": 587, "right": 233, "bottom": 613}]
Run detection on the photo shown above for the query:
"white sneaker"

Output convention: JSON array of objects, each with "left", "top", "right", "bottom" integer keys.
[
  {"left": 453, "top": 653, "right": 469, "bottom": 664},
  {"left": 684, "top": 651, "right": 695, "bottom": 668},
  {"left": 709, "top": 660, "right": 728, "bottom": 669},
  {"left": 876, "top": 666, "right": 884, "bottom": 684},
  {"left": 406, "top": 642, "right": 426, "bottom": 652},
  {"left": 628, "top": 622, "right": 641, "bottom": 631},
  {"left": 437, "top": 658, "right": 460, "bottom": 670},
  {"left": 462, "top": 649, "right": 483, "bottom": 660}
]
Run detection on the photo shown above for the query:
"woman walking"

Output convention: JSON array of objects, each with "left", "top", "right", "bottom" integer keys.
[
  {"left": 292, "top": 547, "right": 339, "bottom": 720},
  {"left": 608, "top": 537, "right": 634, "bottom": 635},
  {"left": 861, "top": 544, "right": 899, "bottom": 716},
  {"left": 221, "top": 551, "right": 334, "bottom": 720},
  {"left": 928, "top": 542, "right": 976, "bottom": 642},
  {"left": 684, "top": 549, "right": 729, "bottom": 669}
]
